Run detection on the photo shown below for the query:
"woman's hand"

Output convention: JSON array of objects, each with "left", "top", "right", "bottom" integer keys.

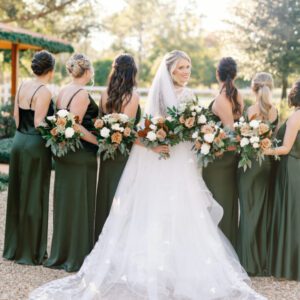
[
  {"left": 152, "top": 145, "right": 170, "bottom": 154},
  {"left": 263, "top": 148, "right": 274, "bottom": 156}
]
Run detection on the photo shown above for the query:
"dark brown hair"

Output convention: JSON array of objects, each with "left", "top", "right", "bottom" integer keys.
[
  {"left": 106, "top": 54, "right": 137, "bottom": 113},
  {"left": 288, "top": 80, "right": 300, "bottom": 107},
  {"left": 31, "top": 50, "right": 55, "bottom": 76},
  {"left": 218, "top": 57, "right": 241, "bottom": 115}
]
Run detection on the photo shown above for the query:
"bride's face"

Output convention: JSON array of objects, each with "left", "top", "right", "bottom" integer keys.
[{"left": 172, "top": 58, "right": 191, "bottom": 86}]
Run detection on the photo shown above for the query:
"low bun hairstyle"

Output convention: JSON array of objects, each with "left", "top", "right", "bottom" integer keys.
[
  {"left": 251, "top": 72, "right": 273, "bottom": 120},
  {"left": 66, "top": 53, "right": 92, "bottom": 78},
  {"left": 288, "top": 80, "right": 300, "bottom": 107},
  {"left": 217, "top": 57, "right": 241, "bottom": 115},
  {"left": 31, "top": 50, "right": 55, "bottom": 76},
  {"left": 106, "top": 53, "right": 137, "bottom": 113}
]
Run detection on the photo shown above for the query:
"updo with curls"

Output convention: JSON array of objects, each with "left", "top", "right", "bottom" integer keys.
[
  {"left": 31, "top": 50, "right": 55, "bottom": 76},
  {"left": 288, "top": 80, "right": 300, "bottom": 107},
  {"left": 66, "top": 53, "right": 92, "bottom": 78},
  {"left": 106, "top": 53, "right": 137, "bottom": 113},
  {"left": 218, "top": 57, "right": 241, "bottom": 116}
]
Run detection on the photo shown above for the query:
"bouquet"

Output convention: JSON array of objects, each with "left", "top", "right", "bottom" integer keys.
[
  {"left": 190, "top": 121, "right": 233, "bottom": 167},
  {"left": 38, "top": 109, "right": 83, "bottom": 157},
  {"left": 234, "top": 116, "right": 278, "bottom": 171},
  {"left": 137, "top": 115, "right": 178, "bottom": 159},
  {"left": 94, "top": 113, "right": 137, "bottom": 160}
]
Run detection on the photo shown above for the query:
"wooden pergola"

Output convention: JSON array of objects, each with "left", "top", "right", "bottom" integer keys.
[{"left": 0, "top": 23, "right": 74, "bottom": 102}]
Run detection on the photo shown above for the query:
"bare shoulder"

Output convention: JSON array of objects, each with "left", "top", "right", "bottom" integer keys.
[
  {"left": 131, "top": 91, "right": 140, "bottom": 103},
  {"left": 72, "top": 89, "right": 89, "bottom": 106},
  {"left": 37, "top": 85, "right": 52, "bottom": 99}
]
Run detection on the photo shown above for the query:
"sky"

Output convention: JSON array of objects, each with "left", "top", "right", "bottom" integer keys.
[{"left": 91, "top": 0, "right": 234, "bottom": 51}]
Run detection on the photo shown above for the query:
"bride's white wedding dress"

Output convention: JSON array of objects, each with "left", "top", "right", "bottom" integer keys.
[{"left": 29, "top": 58, "right": 266, "bottom": 300}]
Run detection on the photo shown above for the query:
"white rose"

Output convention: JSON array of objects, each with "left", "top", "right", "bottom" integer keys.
[
  {"left": 240, "top": 137, "right": 250, "bottom": 147},
  {"left": 192, "top": 131, "right": 198, "bottom": 139},
  {"left": 166, "top": 116, "right": 173, "bottom": 122},
  {"left": 233, "top": 122, "right": 239, "bottom": 128},
  {"left": 149, "top": 124, "right": 157, "bottom": 131},
  {"left": 249, "top": 120, "right": 260, "bottom": 128},
  {"left": 192, "top": 112, "right": 196, "bottom": 116},
  {"left": 196, "top": 106, "right": 202, "bottom": 113},
  {"left": 151, "top": 117, "right": 161, "bottom": 125},
  {"left": 47, "top": 115, "right": 56, "bottom": 121},
  {"left": 56, "top": 109, "right": 69, "bottom": 118},
  {"left": 100, "top": 127, "right": 110, "bottom": 138},
  {"left": 146, "top": 131, "right": 157, "bottom": 141},
  {"left": 250, "top": 136, "right": 260, "bottom": 144},
  {"left": 253, "top": 142, "right": 260, "bottom": 148},
  {"left": 65, "top": 127, "right": 75, "bottom": 138},
  {"left": 201, "top": 143, "right": 211, "bottom": 155},
  {"left": 119, "top": 114, "right": 129, "bottom": 123},
  {"left": 204, "top": 133, "right": 215, "bottom": 143},
  {"left": 239, "top": 116, "right": 245, "bottom": 122},
  {"left": 198, "top": 114, "right": 207, "bottom": 124},
  {"left": 112, "top": 124, "right": 121, "bottom": 131}
]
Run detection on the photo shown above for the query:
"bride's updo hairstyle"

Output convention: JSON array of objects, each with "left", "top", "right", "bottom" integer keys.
[
  {"left": 165, "top": 50, "right": 191, "bottom": 84},
  {"left": 251, "top": 72, "right": 273, "bottom": 120},
  {"left": 106, "top": 53, "right": 137, "bottom": 113},
  {"left": 218, "top": 57, "right": 241, "bottom": 116},
  {"left": 66, "top": 53, "right": 92, "bottom": 78}
]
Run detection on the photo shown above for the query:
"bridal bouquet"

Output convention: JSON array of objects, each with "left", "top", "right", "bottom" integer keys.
[
  {"left": 190, "top": 121, "right": 233, "bottom": 167},
  {"left": 233, "top": 116, "right": 278, "bottom": 171},
  {"left": 38, "top": 109, "right": 83, "bottom": 157},
  {"left": 137, "top": 115, "right": 178, "bottom": 159},
  {"left": 94, "top": 113, "right": 137, "bottom": 160},
  {"left": 167, "top": 98, "right": 212, "bottom": 142}
]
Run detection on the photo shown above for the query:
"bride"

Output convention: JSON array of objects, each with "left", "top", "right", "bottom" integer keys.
[{"left": 30, "top": 50, "right": 265, "bottom": 300}]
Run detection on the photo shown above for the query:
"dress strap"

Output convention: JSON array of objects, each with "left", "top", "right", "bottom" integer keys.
[
  {"left": 66, "top": 89, "right": 84, "bottom": 110},
  {"left": 29, "top": 85, "right": 45, "bottom": 109}
]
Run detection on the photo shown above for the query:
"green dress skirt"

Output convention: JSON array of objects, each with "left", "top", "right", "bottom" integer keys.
[
  {"left": 268, "top": 122, "right": 300, "bottom": 280},
  {"left": 3, "top": 105, "right": 52, "bottom": 265}
]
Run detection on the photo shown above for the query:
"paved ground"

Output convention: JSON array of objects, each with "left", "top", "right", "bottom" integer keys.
[{"left": 0, "top": 171, "right": 299, "bottom": 300}]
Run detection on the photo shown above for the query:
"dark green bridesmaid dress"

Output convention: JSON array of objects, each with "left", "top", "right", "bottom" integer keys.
[
  {"left": 3, "top": 85, "right": 53, "bottom": 265},
  {"left": 268, "top": 121, "right": 300, "bottom": 281},
  {"left": 44, "top": 90, "right": 99, "bottom": 272},
  {"left": 94, "top": 104, "right": 141, "bottom": 241},
  {"left": 202, "top": 101, "right": 239, "bottom": 248},
  {"left": 237, "top": 115, "right": 278, "bottom": 276}
]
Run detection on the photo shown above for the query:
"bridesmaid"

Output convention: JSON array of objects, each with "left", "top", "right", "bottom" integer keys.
[
  {"left": 44, "top": 54, "right": 99, "bottom": 272},
  {"left": 94, "top": 54, "right": 140, "bottom": 241},
  {"left": 265, "top": 80, "right": 300, "bottom": 281},
  {"left": 202, "top": 57, "right": 244, "bottom": 248},
  {"left": 3, "top": 50, "right": 55, "bottom": 265},
  {"left": 237, "top": 72, "right": 278, "bottom": 276}
]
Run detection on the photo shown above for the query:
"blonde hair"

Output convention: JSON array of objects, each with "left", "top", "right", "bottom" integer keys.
[
  {"left": 66, "top": 53, "right": 92, "bottom": 78},
  {"left": 165, "top": 50, "right": 191, "bottom": 83},
  {"left": 251, "top": 72, "right": 273, "bottom": 120}
]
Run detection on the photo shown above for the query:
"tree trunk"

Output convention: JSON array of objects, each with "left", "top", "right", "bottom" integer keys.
[{"left": 281, "top": 76, "right": 288, "bottom": 100}]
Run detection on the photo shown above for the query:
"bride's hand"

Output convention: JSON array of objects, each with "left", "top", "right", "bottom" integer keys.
[{"left": 152, "top": 145, "right": 170, "bottom": 154}]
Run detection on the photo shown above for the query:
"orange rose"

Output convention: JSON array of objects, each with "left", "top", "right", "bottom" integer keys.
[
  {"left": 73, "top": 123, "right": 81, "bottom": 132},
  {"left": 111, "top": 132, "right": 123, "bottom": 144},
  {"left": 50, "top": 127, "right": 58, "bottom": 136},
  {"left": 218, "top": 131, "right": 227, "bottom": 139},
  {"left": 185, "top": 117, "right": 195, "bottom": 128},
  {"left": 156, "top": 128, "right": 167, "bottom": 141},
  {"left": 56, "top": 117, "right": 67, "bottom": 127},
  {"left": 214, "top": 136, "right": 221, "bottom": 144},
  {"left": 94, "top": 119, "right": 104, "bottom": 129},
  {"left": 258, "top": 123, "right": 270, "bottom": 135},
  {"left": 194, "top": 140, "right": 202, "bottom": 150},
  {"left": 260, "top": 138, "right": 272, "bottom": 150},
  {"left": 123, "top": 127, "right": 131, "bottom": 137},
  {"left": 240, "top": 124, "right": 251, "bottom": 136},
  {"left": 179, "top": 116, "right": 185, "bottom": 124},
  {"left": 201, "top": 124, "right": 214, "bottom": 134}
]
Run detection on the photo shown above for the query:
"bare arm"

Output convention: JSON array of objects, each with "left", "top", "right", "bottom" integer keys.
[{"left": 34, "top": 87, "right": 52, "bottom": 127}]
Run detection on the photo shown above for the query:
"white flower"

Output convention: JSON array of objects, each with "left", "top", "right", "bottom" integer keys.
[
  {"left": 250, "top": 136, "right": 260, "bottom": 144},
  {"left": 190, "top": 105, "right": 197, "bottom": 111},
  {"left": 151, "top": 116, "right": 162, "bottom": 125},
  {"left": 119, "top": 114, "right": 129, "bottom": 123},
  {"left": 240, "top": 137, "right": 250, "bottom": 147},
  {"left": 239, "top": 116, "right": 245, "bottom": 122},
  {"left": 166, "top": 116, "right": 173, "bottom": 122},
  {"left": 146, "top": 131, "right": 157, "bottom": 141},
  {"left": 204, "top": 133, "right": 215, "bottom": 143},
  {"left": 112, "top": 123, "right": 120, "bottom": 130},
  {"left": 196, "top": 106, "right": 202, "bottom": 113},
  {"left": 191, "top": 112, "right": 196, "bottom": 116},
  {"left": 47, "top": 115, "right": 56, "bottom": 121},
  {"left": 192, "top": 131, "right": 198, "bottom": 139},
  {"left": 233, "top": 122, "right": 239, "bottom": 128},
  {"left": 149, "top": 124, "right": 157, "bottom": 131},
  {"left": 57, "top": 109, "right": 69, "bottom": 118},
  {"left": 201, "top": 143, "right": 211, "bottom": 155},
  {"left": 253, "top": 142, "right": 260, "bottom": 148},
  {"left": 249, "top": 120, "right": 260, "bottom": 128},
  {"left": 65, "top": 127, "right": 75, "bottom": 138},
  {"left": 178, "top": 103, "right": 187, "bottom": 113},
  {"left": 198, "top": 114, "right": 207, "bottom": 124},
  {"left": 100, "top": 127, "right": 110, "bottom": 138}
]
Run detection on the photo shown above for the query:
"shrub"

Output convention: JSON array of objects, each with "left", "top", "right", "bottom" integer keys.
[
  {"left": 0, "top": 172, "right": 9, "bottom": 192},
  {"left": 0, "top": 137, "right": 13, "bottom": 163},
  {"left": 0, "top": 103, "right": 16, "bottom": 138}
]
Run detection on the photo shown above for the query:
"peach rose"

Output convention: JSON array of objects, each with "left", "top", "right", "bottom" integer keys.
[
  {"left": 185, "top": 117, "right": 195, "bottom": 128},
  {"left": 240, "top": 124, "right": 251, "bottom": 136},
  {"left": 260, "top": 138, "right": 272, "bottom": 150},
  {"left": 236, "top": 135, "right": 241, "bottom": 142},
  {"left": 111, "top": 132, "right": 123, "bottom": 144},
  {"left": 201, "top": 124, "right": 214, "bottom": 134},
  {"left": 94, "top": 119, "right": 104, "bottom": 129},
  {"left": 258, "top": 123, "right": 270, "bottom": 135},
  {"left": 111, "top": 113, "right": 120, "bottom": 121},
  {"left": 218, "top": 131, "right": 227, "bottom": 139},
  {"left": 194, "top": 140, "right": 202, "bottom": 150},
  {"left": 179, "top": 116, "right": 185, "bottom": 124},
  {"left": 157, "top": 117, "right": 165, "bottom": 125},
  {"left": 123, "top": 127, "right": 131, "bottom": 137},
  {"left": 56, "top": 117, "right": 67, "bottom": 127},
  {"left": 50, "top": 127, "right": 58, "bottom": 137},
  {"left": 156, "top": 128, "right": 167, "bottom": 141}
]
